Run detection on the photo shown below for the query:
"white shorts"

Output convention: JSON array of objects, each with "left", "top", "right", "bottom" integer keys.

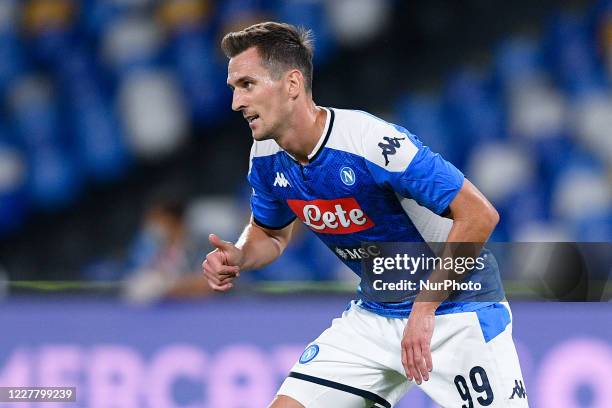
[{"left": 277, "top": 302, "right": 529, "bottom": 408}]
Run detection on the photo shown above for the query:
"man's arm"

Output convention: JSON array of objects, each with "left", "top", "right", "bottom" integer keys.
[
  {"left": 415, "top": 178, "right": 499, "bottom": 306},
  {"left": 202, "top": 216, "right": 295, "bottom": 291},
  {"left": 235, "top": 216, "right": 295, "bottom": 270},
  {"left": 401, "top": 179, "right": 499, "bottom": 384},
  {"left": 445, "top": 178, "right": 499, "bottom": 242}
]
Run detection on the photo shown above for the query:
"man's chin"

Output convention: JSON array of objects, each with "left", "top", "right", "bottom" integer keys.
[{"left": 252, "top": 131, "right": 272, "bottom": 141}]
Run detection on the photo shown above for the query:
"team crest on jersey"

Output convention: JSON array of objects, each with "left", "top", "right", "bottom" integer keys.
[
  {"left": 299, "top": 344, "right": 319, "bottom": 364},
  {"left": 273, "top": 172, "right": 291, "bottom": 188},
  {"left": 340, "top": 166, "right": 356, "bottom": 186},
  {"left": 286, "top": 198, "right": 375, "bottom": 234}
]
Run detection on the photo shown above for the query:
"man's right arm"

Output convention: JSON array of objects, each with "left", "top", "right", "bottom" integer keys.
[{"left": 202, "top": 216, "right": 295, "bottom": 291}]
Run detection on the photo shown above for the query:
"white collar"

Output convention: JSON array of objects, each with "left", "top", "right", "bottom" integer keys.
[
  {"left": 283, "top": 107, "right": 331, "bottom": 163},
  {"left": 307, "top": 107, "right": 330, "bottom": 160}
]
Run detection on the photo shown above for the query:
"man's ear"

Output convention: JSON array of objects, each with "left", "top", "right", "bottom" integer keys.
[{"left": 287, "top": 69, "right": 304, "bottom": 99}]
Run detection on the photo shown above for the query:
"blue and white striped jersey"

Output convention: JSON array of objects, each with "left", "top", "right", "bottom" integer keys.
[{"left": 248, "top": 108, "right": 504, "bottom": 317}]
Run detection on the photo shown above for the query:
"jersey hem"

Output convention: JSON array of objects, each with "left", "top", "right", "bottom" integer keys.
[
  {"left": 356, "top": 299, "right": 498, "bottom": 319},
  {"left": 253, "top": 216, "right": 296, "bottom": 230}
]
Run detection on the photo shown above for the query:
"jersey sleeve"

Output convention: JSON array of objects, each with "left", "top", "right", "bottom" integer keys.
[
  {"left": 248, "top": 150, "right": 296, "bottom": 230},
  {"left": 363, "top": 122, "right": 464, "bottom": 215}
]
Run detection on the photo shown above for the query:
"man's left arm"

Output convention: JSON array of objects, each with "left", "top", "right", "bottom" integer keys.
[
  {"left": 401, "top": 178, "right": 499, "bottom": 384},
  {"left": 361, "top": 122, "right": 499, "bottom": 384}
]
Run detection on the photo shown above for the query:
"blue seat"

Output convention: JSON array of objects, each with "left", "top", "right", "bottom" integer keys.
[
  {"left": 544, "top": 12, "right": 607, "bottom": 96},
  {"left": 275, "top": 0, "right": 336, "bottom": 65},
  {"left": 394, "top": 93, "right": 461, "bottom": 165},
  {"left": 27, "top": 147, "right": 82, "bottom": 210},
  {"left": 444, "top": 67, "right": 505, "bottom": 164},
  {"left": 493, "top": 36, "right": 543, "bottom": 92},
  {"left": 167, "top": 32, "right": 231, "bottom": 125}
]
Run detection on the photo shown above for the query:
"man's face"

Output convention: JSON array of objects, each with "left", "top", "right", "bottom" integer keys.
[{"left": 227, "top": 47, "right": 288, "bottom": 141}]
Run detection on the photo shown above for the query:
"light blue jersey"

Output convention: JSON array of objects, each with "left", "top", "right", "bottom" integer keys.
[{"left": 248, "top": 108, "right": 504, "bottom": 317}]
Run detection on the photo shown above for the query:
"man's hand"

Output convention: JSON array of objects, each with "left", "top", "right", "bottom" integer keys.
[
  {"left": 401, "top": 305, "right": 435, "bottom": 385},
  {"left": 202, "top": 234, "right": 243, "bottom": 291}
]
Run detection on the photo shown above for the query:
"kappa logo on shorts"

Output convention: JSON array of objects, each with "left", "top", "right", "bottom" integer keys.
[
  {"left": 509, "top": 380, "right": 527, "bottom": 399},
  {"left": 299, "top": 344, "right": 320, "bottom": 364}
]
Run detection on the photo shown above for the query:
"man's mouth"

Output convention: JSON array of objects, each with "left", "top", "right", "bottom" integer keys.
[{"left": 245, "top": 114, "right": 259, "bottom": 124}]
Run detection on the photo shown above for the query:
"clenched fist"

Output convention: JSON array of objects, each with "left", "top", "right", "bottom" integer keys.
[{"left": 202, "top": 234, "right": 243, "bottom": 291}]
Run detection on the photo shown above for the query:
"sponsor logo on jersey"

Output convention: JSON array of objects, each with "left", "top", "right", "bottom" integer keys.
[
  {"left": 273, "top": 172, "right": 291, "bottom": 187},
  {"left": 286, "top": 198, "right": 375, "bottom": 234},
  {"left": 509, "top": 380, "right": 527, "bottom": 399},
  {"left": 299, "top": 344, "right": 319, "bottom": 364},
  {"left": 333, "top": 245, "right": 381, "bottom": 260},
  {"left": 378, "top": 136, "right": 406, "bottom": 166},
  {"left": 340, "top": 166, "right": 356, "bottom": 186},
  {"left": 334, "top": 247, "right": 349, "bottom": 259}
]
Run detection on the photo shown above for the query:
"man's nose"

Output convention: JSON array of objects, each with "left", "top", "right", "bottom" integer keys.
[{"left": 231, "top": 91, "right": 245, "bottom": 112}]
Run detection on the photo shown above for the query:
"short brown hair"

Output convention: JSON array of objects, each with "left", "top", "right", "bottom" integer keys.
[{"left": 221, "top": 22, "right": 314, "bottom": 92}]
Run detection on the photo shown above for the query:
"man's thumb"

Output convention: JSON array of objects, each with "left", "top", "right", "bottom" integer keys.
[{"left": 209, "top": 234, "right": 234, "bottom": 251}]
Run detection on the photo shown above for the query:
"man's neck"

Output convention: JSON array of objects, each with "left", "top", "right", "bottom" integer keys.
[{"left": 275, "top": 102, "right": 327, "bottom": 165}]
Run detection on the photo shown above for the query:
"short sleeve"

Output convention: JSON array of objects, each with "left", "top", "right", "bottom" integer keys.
[
  {"left": 363, "top": 123, "right": 464, "bottom": 215},
  {"left": 248, "top": 157, "right": 296, "bottom": 230}
]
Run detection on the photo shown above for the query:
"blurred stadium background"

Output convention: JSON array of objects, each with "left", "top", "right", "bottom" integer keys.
[{"left": 0, "top": 0, "right": 610, "bottom": 407}]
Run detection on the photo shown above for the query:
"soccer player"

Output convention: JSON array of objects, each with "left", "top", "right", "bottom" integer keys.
[{"left": 203, "top": 22, "right": 529, "bottom": 408}]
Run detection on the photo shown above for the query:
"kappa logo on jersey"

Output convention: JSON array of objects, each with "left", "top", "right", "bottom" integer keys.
[
  {"left": 334, "top": 245, "right": 381, "bottom": 260},
  {"left": 340, "top": 166, "right": 356, "bottom": 186},
  {"left": 287, "top": 198, "right": 375, "bottom": 234},
  {"left": 378, "top": 136, "right": 406, "bottom": 166},
  {"left": 509, "top": 380, "right": 527, "bottom": 399},
  {"left": 273, "top": 172, "right": 291, "bottom": 187}
]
